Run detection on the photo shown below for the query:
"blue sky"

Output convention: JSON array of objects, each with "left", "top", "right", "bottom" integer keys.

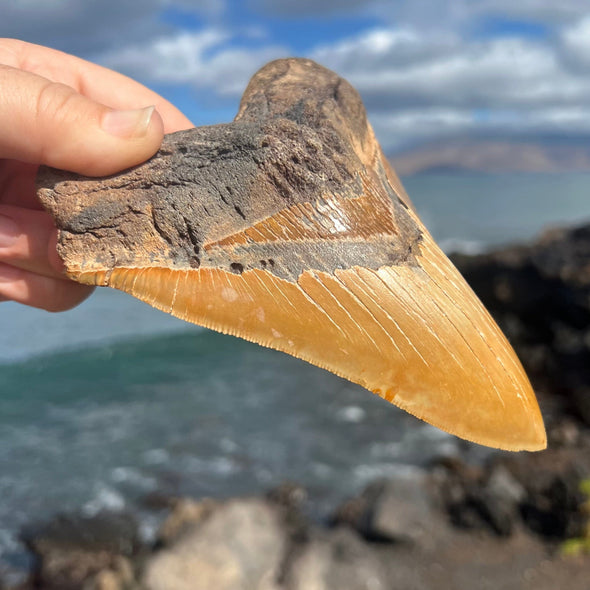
[{"left": 3, "top": 0, "right": 590, "bottom": 153}]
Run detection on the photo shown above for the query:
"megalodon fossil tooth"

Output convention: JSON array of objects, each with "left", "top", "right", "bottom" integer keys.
[{"left": 37, "top": 58, "right": 546, "bottom": 451}]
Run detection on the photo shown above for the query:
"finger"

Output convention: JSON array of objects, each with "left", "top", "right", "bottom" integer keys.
[
  {"left": 0, "top": 262, "right": 93, "bottom": 311},
  {"left": 0, "top": 64, "right": 165, "bottom": 176},
  {"left": 0, "top": 205, "right": 63, "bottom": 278},
  {"left": 0, "top": 160, "right": 39, "bottom": 209},
  {"left": 0, "top": 38, "right": 193, "bottom": 133}
]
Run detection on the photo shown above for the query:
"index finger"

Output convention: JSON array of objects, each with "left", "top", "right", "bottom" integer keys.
[{"left": 0, "top": 38, "right": 194, "bottom": 133}]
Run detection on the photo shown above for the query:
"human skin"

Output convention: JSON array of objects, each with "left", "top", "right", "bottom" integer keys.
[{"left": 0, "top": 38, "right": 193, "bottom": 311}]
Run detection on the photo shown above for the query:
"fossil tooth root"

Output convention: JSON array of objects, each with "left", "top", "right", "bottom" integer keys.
[{"left": 37, "top": 57, "right": 546, "bottom": 451}]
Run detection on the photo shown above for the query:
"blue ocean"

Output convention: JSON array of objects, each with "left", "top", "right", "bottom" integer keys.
[{"left": 1, "top": 172, "right": 590, "bottom": 575}]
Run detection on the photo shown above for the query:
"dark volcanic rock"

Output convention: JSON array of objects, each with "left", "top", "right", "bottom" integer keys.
[
  {"left": 452, "top": 223, "right": 590, "bottom": 426},
  {"left": 435, "top": 446, "right": 590, "bottom": 542},
  {"left": 497, "top": 449, "right": 589, "bottom": 541},
  {"left": 21, "top": 511, "right": 140, "bottom": 590},
  {"left": 520, "top": 474, "right": 582, "bottom": 539},
  {"left": 435, "top": 458, "right": 524, "bottom": 536}
]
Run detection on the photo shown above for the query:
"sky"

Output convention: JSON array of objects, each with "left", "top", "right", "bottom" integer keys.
[{"left": 3, "top": 0, "right": 590, "bottom": 153}]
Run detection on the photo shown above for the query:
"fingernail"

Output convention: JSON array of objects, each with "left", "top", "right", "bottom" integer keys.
[
  {"left": 0, "top": 214, "right": 19, "bottom": 248},
  {"left": 101, "top": 105, "right": 155, "bottom": 139}
]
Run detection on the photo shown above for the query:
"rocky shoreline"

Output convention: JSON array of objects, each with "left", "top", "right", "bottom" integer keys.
[
  {"left": 4, "top": 222, "right": 590, "bottom": 590},
  {"left": 9, "top": 438, "right": 590, "bottom": 590}
]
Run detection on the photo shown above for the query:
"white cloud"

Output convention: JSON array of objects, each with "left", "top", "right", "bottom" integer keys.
[
  {"left": 525, "top": 108, "right": 590, "bottom": 133},
  {"left": 98, "top": 29, "right": 287, "bottom": 96},
  {"left": 0, "top": 0, "right": 225, "bottom": 54},
  {"left": 372, "top": 105, "right": 590, "bottom": 151},
  {"left": 100, "top": 30, "right": 229, "bottom": 84},
  {"left": 309, "top": 24, "right": 590, "bottom": 149},
  {"left": 95, "top": 14, "right": 590, "bottom": 150},
  {"left": 561, "top": 16, "right": 590, "bottom": 67},
  {"left": 313, "top": 28, "right": 458, "bottom": 71},
  {"left": 314, "top": 31, "right": 566, "bottom": 107},
  {"left": 371, "top": 108, "right": 476, "bottom": 147}
]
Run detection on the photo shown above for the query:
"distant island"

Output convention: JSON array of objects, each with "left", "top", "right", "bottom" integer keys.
[{"left": 390, "top": 138, "right": 590, "bottom": 175}]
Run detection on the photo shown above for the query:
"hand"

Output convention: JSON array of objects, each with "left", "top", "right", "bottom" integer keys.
[{"left": 0, "top": 39, "right": 193, "bottom": 311}]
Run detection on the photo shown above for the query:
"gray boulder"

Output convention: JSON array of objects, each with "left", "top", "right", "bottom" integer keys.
[
  {"left": 284, "top": 527, "right": 388, "bottom": 590},
  {"left": 333, "top": 471, "right": 438, "bottom": 544},
  {"left": 142, "top": 498, "right": 286, "bottom": 590}
]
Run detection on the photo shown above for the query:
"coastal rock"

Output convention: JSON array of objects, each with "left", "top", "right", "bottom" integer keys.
[
  {"left": 333, "top": 472, "right": 440, "bottom": 545},
  {"left": 266, "top": 482, "right": 310, "bottom": 547},
  {"left": 0, "top": 572, "right": 30, "bottom": 590},
  {"left": 21, "top": 512, "right": 140, "bottom": 590},
  {"left": 437, "top": 459, "right": 525, "bottom": 536},
  {"left": 520, "top": 474, "right": 582, "bottom": 539},
  {"left": 83, "top": 557, "right": 136, "bottom": 590},
  {"left": 84, "top": 570, "right": 120, "bottom": 590},
  {"left": 142, "top": 498, "right": 285, "bottom": 590},
  {"left": 283, "top": 527, "right": 388, "bottom": 590},
  {"left": 548, "top": 418, "right": 581, "bottom": 448},
  {"left": 369, "top": 473, "right": 436, "bottom": 543},
  {"left": 477, "top": 465, "right": 526, "bottom": 536},
  {"left": 156, "top": 498, "right": 217, "bottom": 546},
  {"left": 266, "top": 482, "right": 308, "bottom": 513},
  {"left": 435, "top": 448, "right": 590, "bottom": 541},
  {"left": 497, "top": 452, "right": 587, "bottom": 540}
]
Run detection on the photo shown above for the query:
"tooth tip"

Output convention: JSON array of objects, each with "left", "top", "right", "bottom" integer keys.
[
  {"left": 391, "top": 388, "right": 546, "bottom": 452},
  {"left": 523, "top": 422, "right": 548, "bottom": 452}
]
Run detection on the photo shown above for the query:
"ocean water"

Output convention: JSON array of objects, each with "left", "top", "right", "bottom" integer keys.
[
  {"left": 406, "top": 171, "right": 590, "bottom": 253},
  {"left": 1, "top": 172, "right": 590, "bottom": 576}
]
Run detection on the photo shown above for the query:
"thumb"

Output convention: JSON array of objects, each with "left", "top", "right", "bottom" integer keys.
[{"left": 0, "top": 64, "right": 164, "bottom": 176}]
